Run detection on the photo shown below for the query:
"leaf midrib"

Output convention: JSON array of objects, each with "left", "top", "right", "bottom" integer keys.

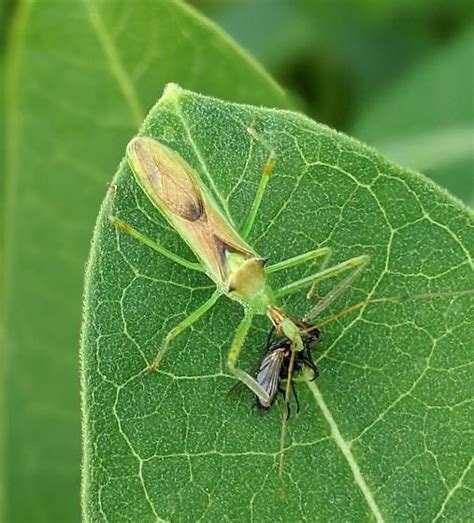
[{"left": 307, "top": 380, "right": 384, "bottom": 522}]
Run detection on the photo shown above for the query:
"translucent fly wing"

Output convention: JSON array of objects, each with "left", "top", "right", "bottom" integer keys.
[{"left": 255, "top": 346, "right": 287, "bottom": 410}]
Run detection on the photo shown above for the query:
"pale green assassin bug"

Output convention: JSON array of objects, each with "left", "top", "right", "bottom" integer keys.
[{"left": 110, "top": 134, "right": 370, "bottom": 406}]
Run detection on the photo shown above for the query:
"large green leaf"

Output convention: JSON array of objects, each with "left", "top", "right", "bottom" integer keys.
[
  {"left": 1, "top": 1, "right": 289, "bottom": 521},
  {"left": 353, "top": 26, "right": 474, "bottom": 206},
  {"left": 82, "top": 85, "right": 473, "bottom": 521}
]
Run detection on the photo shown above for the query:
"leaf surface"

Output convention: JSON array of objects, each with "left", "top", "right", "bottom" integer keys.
[
  {"left": 82, "top": 85, "right": 474, "bottom": 521},
  {"left": 1, "top": 1, "right": 289, "bottom": 521}
]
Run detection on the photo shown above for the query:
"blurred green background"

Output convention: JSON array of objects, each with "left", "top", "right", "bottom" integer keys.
[
  {"left": 1, "top": 1, "right": 473, "bottom": 522},
  {"left": 201, "top": 0, "right": 474, "bottom": 203}
]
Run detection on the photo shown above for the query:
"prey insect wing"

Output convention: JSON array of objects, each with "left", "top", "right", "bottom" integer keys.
[
  {"left": 255, "top": 324, "right": 321, "bottom": 412},
  {"left": 255, "top": 344, "right": 288, "bottom": 411}
]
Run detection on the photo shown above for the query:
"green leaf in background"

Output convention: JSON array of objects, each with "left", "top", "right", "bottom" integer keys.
[
  {"left": 1, "top": 1, "right": 289, "bottom": 521},
  {"left": 82, "top": 86, "right": 473, "bottom": 521},
  {"left": 207, "top": 0, "right": 474, "bottom": 131},
  {"left": 353, "top": 25, "right": 474, "bottom": 206}
]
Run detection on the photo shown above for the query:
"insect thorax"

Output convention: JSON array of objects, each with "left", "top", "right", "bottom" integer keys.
[{"left": 226, "top": 253, "right": 274, "bottom": 313}]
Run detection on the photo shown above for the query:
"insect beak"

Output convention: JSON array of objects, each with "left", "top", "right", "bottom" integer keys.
[{"left": 267, "top": 306, "right": 285, "bottom": 327}]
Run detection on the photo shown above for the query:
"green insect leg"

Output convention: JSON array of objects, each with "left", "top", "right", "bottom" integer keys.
[
  {"left": 241, "top": 152, "right": 276, "bottom": 239},
  {"left": 266, "top": 247, "right": 331, "bottom": 273},
  {"left": 226, "top": 309, "right": 271, "bottom": 404},
  {"left": 147, "top": 290, "right": 221, "bottom": 374},
  {"left": 304, "top": 260, "right": 369, "bottom": 321},
  {"left": 110, "top": 216, "right": 205, "bottom": 272},
  {"left": 275, "top": 254, "right": 370, "bottom": 300}
]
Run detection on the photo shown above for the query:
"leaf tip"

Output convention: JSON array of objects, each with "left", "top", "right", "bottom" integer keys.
[{"left": 161, "top": 82, "right": 184, "bottom": 106}]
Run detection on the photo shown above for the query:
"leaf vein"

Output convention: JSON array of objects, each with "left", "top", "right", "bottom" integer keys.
[
  {"left": 306, "top": 380, "right": 385, "bottom": 523},
  {"left": 83, "top": 0, "right": 144, "bottom": 127}
]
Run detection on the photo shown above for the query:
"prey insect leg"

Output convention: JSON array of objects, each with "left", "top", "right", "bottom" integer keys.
[
  {"left": 227, "top": 310, "right": 272, "bottom": 404},
  {"left": 147, "top": 290, "right": 221, "bottom": 374},
  {"left": 110, "top": 217, "right": 205, "bottom": 272},
  {"left": 279, "top": 380, "right": 300, "bottom": 418},
  {"left": 291, "top": 381, "right": 300, "bottom": 414}
]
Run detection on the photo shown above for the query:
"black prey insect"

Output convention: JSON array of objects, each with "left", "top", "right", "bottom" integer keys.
[{"left": 255, "top": 323, "right": 321, "bottom": 415}]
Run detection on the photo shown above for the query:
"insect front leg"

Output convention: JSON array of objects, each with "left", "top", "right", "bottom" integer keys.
[
  {"left": 274, "top": 254, "right": 370, "bottom": 301},
  {"left": 240, "top": 151, "right": 276, "bottom": 239},
  {"left": 147, "top": 290, "right": 221, "bottom": 374},
  {"left": 226, "top": 310, "right": 272, "bottom": 405},
  {"left": 266, "top": 247, "right": 332, "bottom": 274},
  {"left": 303, "top": 255, "right": 370, "bottom": 321},
  {"left": 110, "top": 216, "right": 205, "bottom": 272}
]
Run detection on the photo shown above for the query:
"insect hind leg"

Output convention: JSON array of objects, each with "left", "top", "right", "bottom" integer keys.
[
  {"left": 147, "top": 290, "right": 221, "bottom": 374},
  {"left": 110, "top": 216, "right": 205, "bottom": 272},
  {"left": 275, "top": 254, "right": 370, "bottom": 304}
]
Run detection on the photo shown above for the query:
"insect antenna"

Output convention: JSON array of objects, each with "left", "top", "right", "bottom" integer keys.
[
  {"left": 277, "top": 340, "right": 298, "bottom": 484},
  {"left": 314, "top": 288, "right": 474, "bottom": 330}
]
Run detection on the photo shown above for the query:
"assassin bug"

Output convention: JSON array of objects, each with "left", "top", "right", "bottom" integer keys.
[{"left": 110, "top": 134, "right": 370, "bottom": 405}]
